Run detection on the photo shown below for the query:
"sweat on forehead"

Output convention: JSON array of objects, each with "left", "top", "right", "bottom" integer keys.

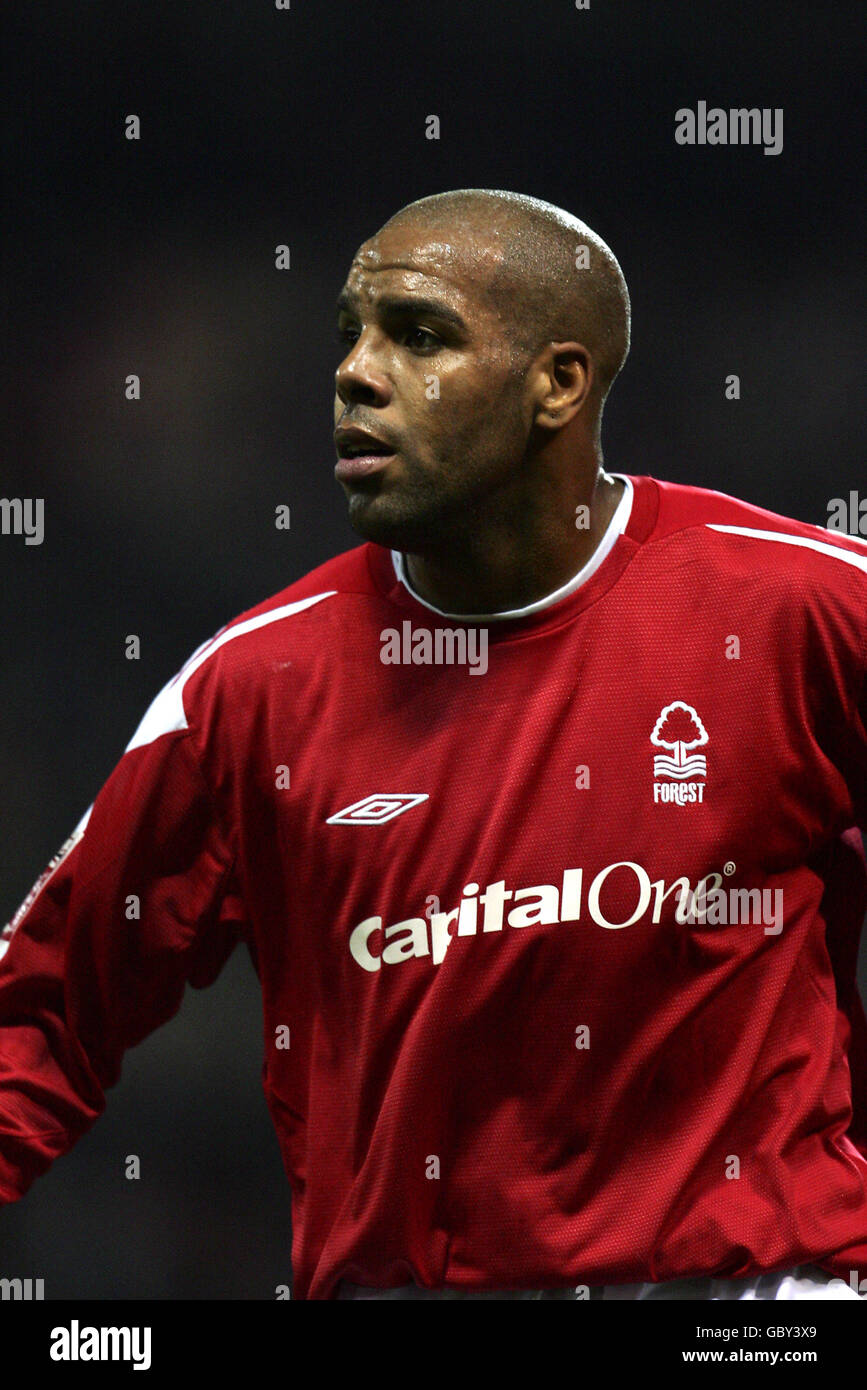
[{"left": 353, "top": 222, "right": 508, "bottom": 291}]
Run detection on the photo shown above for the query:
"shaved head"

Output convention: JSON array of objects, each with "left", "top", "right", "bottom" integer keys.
[
  {"left": 333, "top": 187, "right": 630, "bottom": 592},
  {"left": 379, "top": 188, "right": 631, "bottom": 406}
]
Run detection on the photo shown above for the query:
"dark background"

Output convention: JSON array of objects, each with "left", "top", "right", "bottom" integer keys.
[{"left": 1, "top": 1, "right": 864, "bottom": 1297}]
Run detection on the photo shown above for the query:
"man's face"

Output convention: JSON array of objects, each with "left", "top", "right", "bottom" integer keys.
[{"left": 333, "top": 217, "right": 535, "bottom": 552}]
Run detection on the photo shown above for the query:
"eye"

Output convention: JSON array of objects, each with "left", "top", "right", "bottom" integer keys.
[
  {"left": 403, "top": 326, "right": 441, "bottom": 350},
  {"left": 334, "top": 323, "right": 442, "bottom": 351}
]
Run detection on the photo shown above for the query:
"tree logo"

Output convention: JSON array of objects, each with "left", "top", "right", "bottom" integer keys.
[{"left": 650, "top": 701, "right": 709, "bottom": 779}]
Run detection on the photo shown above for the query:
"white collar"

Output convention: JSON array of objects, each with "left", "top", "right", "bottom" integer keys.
[{"left": 391, "top": 473, "right": 634, "bottom": 622}]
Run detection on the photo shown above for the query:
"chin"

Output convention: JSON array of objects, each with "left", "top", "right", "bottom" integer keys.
[{"left": 343, "top": 491, "right": 443, "bottom": 554}]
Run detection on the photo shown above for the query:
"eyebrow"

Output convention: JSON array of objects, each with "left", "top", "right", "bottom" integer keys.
[{"left": 335, "top": 291, "right": 469, "bottom": 332}]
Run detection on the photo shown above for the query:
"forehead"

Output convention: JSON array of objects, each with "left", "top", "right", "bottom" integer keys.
[{"left": 341, "top": 218, "right": 506, "bottom": 311}]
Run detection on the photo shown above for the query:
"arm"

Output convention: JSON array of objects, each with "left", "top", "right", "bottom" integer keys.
[{"left": 0, "top": 684, "right": 244, "bottom": 1202}]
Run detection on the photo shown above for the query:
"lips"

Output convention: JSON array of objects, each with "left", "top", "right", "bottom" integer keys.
[
  {"left": 334, "top": 450, "right": 397, "bottom": 480},
  {"left": 334, "top": 426, "right": 397, "bottom": 480}
]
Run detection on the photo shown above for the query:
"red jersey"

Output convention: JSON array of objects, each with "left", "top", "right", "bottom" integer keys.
[{"left": 2, "top": 473, "right": 867, "bottom": 1299}]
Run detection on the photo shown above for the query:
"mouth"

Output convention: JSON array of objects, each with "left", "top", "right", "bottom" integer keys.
[{"left": 334, "top": 441, "right": 398, "bottom": 480}]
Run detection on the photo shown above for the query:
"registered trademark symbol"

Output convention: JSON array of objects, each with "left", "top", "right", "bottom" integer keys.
[{"left": 723, "top": 861, "right": 736, "bottom": 876}]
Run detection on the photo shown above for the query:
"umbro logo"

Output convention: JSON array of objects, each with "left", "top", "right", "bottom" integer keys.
[{"left": 326, "top": 793, "right": 429, "bottom": 825}]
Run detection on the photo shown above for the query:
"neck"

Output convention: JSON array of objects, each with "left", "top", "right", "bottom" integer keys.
[{"left": 403, "top": 470, "right": 625, "bottom": 616}]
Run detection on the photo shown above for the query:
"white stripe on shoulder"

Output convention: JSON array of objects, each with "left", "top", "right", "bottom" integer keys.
[
  {"left": 706, "top": 524, "right": 867, "bottom": 575},
  {"left": 126, "top": 589, "right": 337, "bottom": 752}
]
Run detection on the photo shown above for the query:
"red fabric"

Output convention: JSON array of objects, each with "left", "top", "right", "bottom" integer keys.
[{"left": 2, "top": 474, "right": 867, "bottom": 1298}]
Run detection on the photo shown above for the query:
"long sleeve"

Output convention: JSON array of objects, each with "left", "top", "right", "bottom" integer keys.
[{"left": 0, "top": 696, "right": 244, "bottom": 1202}]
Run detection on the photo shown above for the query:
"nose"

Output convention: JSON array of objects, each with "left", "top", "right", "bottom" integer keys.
[{"left": 334, "top": 332, "right": 393, "bottom": 408}]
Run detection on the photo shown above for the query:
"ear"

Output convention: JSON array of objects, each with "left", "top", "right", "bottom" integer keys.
[{"left": 531, "top": 341, "right": 594, "bottom": 431}]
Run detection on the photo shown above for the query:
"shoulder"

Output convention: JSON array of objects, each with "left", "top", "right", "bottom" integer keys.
[
  {"left": 627, "top": 475, "right": 867, "bottom": 685},
  {"left": 194, "top": 541, "right": 380, "bottom": 659},
  {"left": 640, "top": 474, "right": 867, "bottom": 590},
  {"left": 126, "top": 543, "right": 383, "bottom": 751}
]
